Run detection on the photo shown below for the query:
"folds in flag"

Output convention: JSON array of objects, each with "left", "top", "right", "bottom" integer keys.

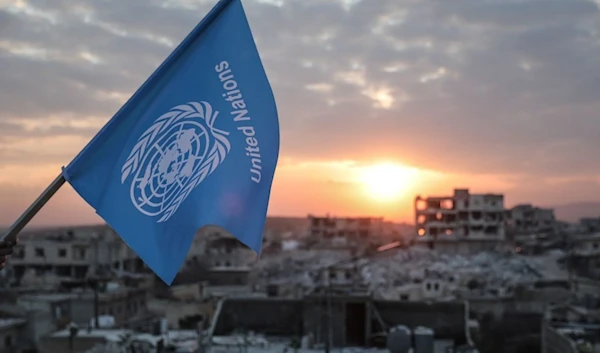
[{"left": 62, "top": 0, "right": 279, "bottom": 284}]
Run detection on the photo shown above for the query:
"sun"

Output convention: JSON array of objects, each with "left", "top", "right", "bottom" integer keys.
[{"left": 358, "top": 162, "right": 418, "bottom": 202}]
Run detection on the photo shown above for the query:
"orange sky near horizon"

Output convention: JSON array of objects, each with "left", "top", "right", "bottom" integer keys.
[
  {"left": 1, "top": 0, "right": 600, "bottom": 228},
  {"left": 0, "top": 157, "right": 529, "bottom": 228}
]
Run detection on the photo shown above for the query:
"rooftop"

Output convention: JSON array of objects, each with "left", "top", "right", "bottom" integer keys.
[
  {"left": 209, "top": 334, "right": 477, "bottom": 353},
  {"left": 51, "top": 328, "right": 131, "bottom": 342},
  {"left": 0, "top": 318, "right": 26, "bottom": 330},
  {"left": 210, "top": 266, "right": 253, "bottom": 272},
  {"left": 19, "top": 293, "right": 75, "bottom": 302},
  {"left": 50, "top": 328, "right": 198, "bottom": 345},
  {"left": 18, "top": 286, "right": 145, "bottom": 303}
]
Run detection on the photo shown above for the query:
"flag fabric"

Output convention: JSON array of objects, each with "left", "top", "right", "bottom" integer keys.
[{"left": 62, "top": 0, "right": 279, "bottom": 284}]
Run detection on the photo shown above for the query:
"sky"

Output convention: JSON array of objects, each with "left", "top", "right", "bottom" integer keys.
[{"left": 0, "top": 0, "right": 599, "bottom": 226}]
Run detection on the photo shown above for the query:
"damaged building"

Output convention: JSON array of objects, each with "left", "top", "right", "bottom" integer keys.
[
  {"left": 308, "top": 215, "right": 384, "bottom": 245},
  {"left": 414, "top": 189, "right": 506, "bottom": 254},
  {"left": 506, "top": 204, "right": 556, "bottom": 236}
]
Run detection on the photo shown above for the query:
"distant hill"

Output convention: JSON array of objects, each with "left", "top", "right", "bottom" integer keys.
[{"left": 553, "top": 202, "right": 600, "bottom": 223}]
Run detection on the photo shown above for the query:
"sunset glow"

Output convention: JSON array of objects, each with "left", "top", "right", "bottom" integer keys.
[
  {"left": 358, "top": 162, "right": 419, "bottom": 202},
  {"left": 0, "top": 0, "right": 598, "bottom": 227}
]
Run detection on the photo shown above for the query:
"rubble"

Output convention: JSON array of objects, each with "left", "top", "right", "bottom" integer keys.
[{"left": 254, "top": 247, "right": 565, "bottom": 296}]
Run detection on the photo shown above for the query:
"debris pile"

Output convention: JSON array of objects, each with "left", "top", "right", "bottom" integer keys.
[{"left": 255, "top": 247, "right": 564, "bottom": 295}]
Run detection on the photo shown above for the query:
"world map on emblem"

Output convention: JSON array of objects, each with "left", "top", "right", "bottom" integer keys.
[{"left": 120, "top": 102, "right": 231, "bottom": 223}]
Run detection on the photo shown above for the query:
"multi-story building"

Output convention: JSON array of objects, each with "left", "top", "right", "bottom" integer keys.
[
  {"left": 8, "top": 224, "right": 230, "bottom": 281},
  {"left": 201, "top": 226, "right": 256, "bottom": 270},
  {"left": 506, "top": 204, "right": 556, "bottom": 235},
  {"left": 9, "top": 225, "right": 132, "bottom": 280},
  {"left": 571, "top": 233, "right": 600, "bottom": 256},
  {"left": 414, "top": 189, "right": 505, "bottom": 253},
  {"left": 308, "top": 215, "right": 384, "bottom": 244},
  {"left": 567, "top": 233, "right": 600, "bottom": 280},
  {"left": 580, "top": 217, "right": 600, "bottom": 234}
]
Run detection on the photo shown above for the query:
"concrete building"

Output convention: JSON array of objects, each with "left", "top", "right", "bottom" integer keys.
[
  {"left": 8, "top": 224, "right": 244, "bottom": 282},
  {"left": 0, "top": 286, "right": 151, "bottom": 352},
  {"left": 39, "top": 328, "right": 131, "bottom": 353},
  {"left": 9, "top": 225, "right": 140, "bottom": 280},
  {"left": 541, "top": 304, "right": 600, "bottom": 353},
  {"left": 567, "top": 234, "right": 600, "bottom": 280},
  {"left": 507, "top": 204, "right": 556, "bottom": 236},
  {"left": 308, "top": 215, "right": 384, "bottom": 243},
  {"left": 0, "top": 318, "right": 26, "bottom": 353},
  {"left": 17, "top": 293, "right": 73, "bottom": 329},
  {"left": 321, "top": 263, "right": 358, "bottom": 287},
  {"left": 0, "top": 302, "right": 60, "bottom": 352},
  {"left": 210, "top": 297, "right": 475, "bottom": 350},
  {"left": 394, "top": 279, "right": 454, "bottom": 302},
  {"left": 17, "top": 286, "right": 149, "bottom": 329},
  {"left": 38, "top": 328, "right": 199, "bottom": 353},
  {"left": 414, "top": 189, "right": 505, "bottom": 253},
  {"left": 148, "top": 297, "right": 215, "bottom": 330},
  {"left": 572, "top": 233, "right": 600, "bottom": 256},
  {"left": 201, "top": 226, "right": 256, "bottom": 270},
  {"left": 580, "top": 217, "right": 600, "bottom": 234}
]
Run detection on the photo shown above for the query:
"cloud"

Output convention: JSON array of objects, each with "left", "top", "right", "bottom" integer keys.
[{"left": 0, "top": 0, "right": 599, "bottom": 225}]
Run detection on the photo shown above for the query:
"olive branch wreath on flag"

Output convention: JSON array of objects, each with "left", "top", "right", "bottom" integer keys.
[{"left": 120, "top": 102, "right": 231, "bottom": 222}]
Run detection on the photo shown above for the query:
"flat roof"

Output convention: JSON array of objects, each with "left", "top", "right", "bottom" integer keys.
[{"left": 0, "top": 318, "right": 26, "bottom": 330}]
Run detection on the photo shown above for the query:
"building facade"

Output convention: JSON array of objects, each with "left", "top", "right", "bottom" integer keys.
[
  {"left": 8, "top": 224, "right": 238, "bottom": 281},
  {"left": 17, "top": 286, "right": 148, "bottom": 329},
  {"left": 506, "top": 204, "right": 556, "bottom": 236},
  {"left": 9, "top": 225, "right": 140, "bottom": 280},
  {"left": 414, "top": 189, "right": 505, "bottom": 252},
  {"left": 200, "top": 226, "right": 256, "bottom": 270},
  {"left": 580, "top": 217, "right": 600, "bottom": 234},
  {"left": 541, "top": 304, "right": 600, "bottom": 353},
  {"left": 308, "top": 215, "right": 384, "bottom": 243},
  {"left": 0, "top": 319, "right": 26, "bottom": 353}
]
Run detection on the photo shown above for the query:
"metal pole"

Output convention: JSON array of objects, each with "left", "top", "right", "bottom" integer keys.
[
  {"left": 326, "top": 284, "right": 333, "bottom": 352},
  {"left": 324, "top": 283, "right": 330, "bottom": 353},
  {"left": 1, "top": 173, "right": 66, "bottom": 242},
  {"left": 313, "top": 240, "right": 401, "bottom": 353},
  {"left": 93, "top": 238, "right": 100, "bottom": 329},
  {"left": 94, "top": 279, "right": 100, "bottom": 329}
]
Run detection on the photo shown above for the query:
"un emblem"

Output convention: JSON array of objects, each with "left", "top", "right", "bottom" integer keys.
[{"left": 120, "top": 102, "right": 231, "bottom": 222}]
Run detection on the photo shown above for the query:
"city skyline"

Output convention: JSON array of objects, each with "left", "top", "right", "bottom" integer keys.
[{"left": 1, "top": 0, "right": 600, "bottom": 226}]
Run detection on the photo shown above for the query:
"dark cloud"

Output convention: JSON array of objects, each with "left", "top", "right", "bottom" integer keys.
[
  {"left": 0, "top": 0, "right": 599, "bottom": 181},
  {"left": 438, "top": 0, "right": 598, "bottom": 27}
]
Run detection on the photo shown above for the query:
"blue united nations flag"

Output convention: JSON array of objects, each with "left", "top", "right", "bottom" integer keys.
[{"left": 62, "top": 0, "right": 279, "bottom": 284}]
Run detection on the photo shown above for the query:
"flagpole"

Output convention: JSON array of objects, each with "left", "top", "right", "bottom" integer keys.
[{"left": 0, "top": 173, "right": 66, "bottom": 242}]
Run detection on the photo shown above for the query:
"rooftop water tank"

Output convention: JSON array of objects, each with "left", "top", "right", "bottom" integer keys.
[
  {"left": 387, "top": 325, "right": 411, "bottom": 353},
  {"left": 413, "top": 326, "right": 434, "bottom": 353}
]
